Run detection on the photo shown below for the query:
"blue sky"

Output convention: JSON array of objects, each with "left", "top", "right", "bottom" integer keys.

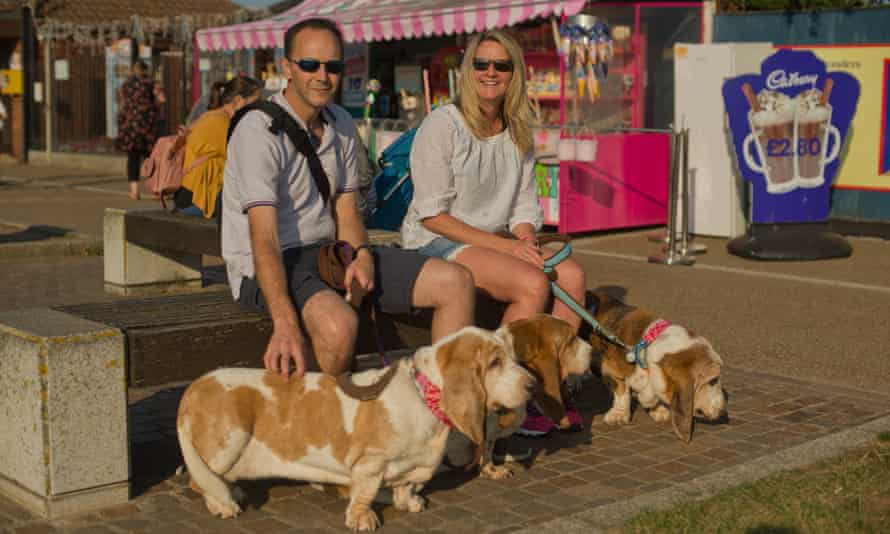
[{"left": 234, "top": 0, "right": 280, "bottom": 8}]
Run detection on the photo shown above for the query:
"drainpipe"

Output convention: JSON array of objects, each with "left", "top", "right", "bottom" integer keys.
[
  {"left": 44, "top": 39, "right": 52, "bottom": 158},
  {"left": 21, "top": 4, "right": 33, "bottom": 162}
]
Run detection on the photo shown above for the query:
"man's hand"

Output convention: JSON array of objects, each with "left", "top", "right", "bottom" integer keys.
[
  {"left": 264, "top": 319, "right": 307, "bottom": 379},
  {"left": 343, "top": 250, "right": 374, "bottom": 306}
]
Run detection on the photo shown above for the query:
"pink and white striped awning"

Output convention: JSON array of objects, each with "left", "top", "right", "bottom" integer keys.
[{"left": 196, "top": 0, "right": 586, "bottom": 52}]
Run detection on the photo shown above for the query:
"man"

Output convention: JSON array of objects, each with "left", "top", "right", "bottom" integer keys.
[{"left": 222, "top": 18, "right": 475, "bottom": 379}]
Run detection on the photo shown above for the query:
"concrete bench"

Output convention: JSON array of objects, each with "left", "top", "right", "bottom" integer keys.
[{"left": 0, "top": 308, "right": 129, "bottom": 518}]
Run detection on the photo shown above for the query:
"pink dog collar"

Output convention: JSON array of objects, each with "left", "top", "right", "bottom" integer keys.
[
  {"left": 414, "top": 370, "right": 453, "bottom": 427},
  {"left": 643, "top": 319, "right": 672, "bottom": 345},
  {"left": 626, "top": 319, "right": 672, "bottom": 369}
]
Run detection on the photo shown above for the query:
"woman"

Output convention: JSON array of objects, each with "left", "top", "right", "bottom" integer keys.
[
  {"left": 173, "top": 76, "right": 264, "bottom": 218},
  {"left": 402, "top": 30, "right": 588, "bottom": 436},
  {"left": 116, "top": 60, "right": 163, "bottom": 200}
]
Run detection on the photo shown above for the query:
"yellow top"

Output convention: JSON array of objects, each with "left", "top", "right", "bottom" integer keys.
[{"left": 181, "top": 108, "right": 230, "bottom": 218}]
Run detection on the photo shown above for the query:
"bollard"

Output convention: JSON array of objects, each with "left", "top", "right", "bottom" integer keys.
[
  {"left": 677, "top": 128, "right": 708, "bottom": 256},
  {"left": 649, "top": 129, "right": 695, "bottom": 266}
]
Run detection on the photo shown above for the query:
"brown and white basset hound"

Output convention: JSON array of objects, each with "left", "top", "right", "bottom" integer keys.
[
  {"left": 588, "top": 291, "right": 727, "bottom": 442},
  {"left": 445, "top": 314, "right": 593, "bottom": 478},
  {"left": 176, "top": 326, "right": 533, "bottom": 531}
]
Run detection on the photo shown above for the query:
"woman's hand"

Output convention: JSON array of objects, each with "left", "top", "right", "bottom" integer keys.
[{"left": 504, "top": 237, "right": 544, "bottom": 268}]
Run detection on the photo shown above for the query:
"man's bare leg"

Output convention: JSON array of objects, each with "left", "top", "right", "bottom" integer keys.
[{"left": 301, "top": 290, "right": 359, "bottom": 375}]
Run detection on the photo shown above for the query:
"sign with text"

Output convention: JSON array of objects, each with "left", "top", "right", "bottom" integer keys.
[
  {"left": 723, "top": 49, "right": 860, "bottom": 223},
  {"left": 341, "top": 42, "right": 368, "bottom": 111}
]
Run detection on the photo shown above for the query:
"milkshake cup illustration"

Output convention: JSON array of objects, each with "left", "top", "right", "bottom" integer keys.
[
  {"left": 794, "top": 79, "right": 841, "bottom": 188},
  {"left": 742, "top": 84, "right": 797, "bottom": 194}
]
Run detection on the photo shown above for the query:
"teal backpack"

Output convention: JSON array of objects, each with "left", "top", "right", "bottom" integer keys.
[{"left": 368, "top": 127, "right": 418, "bottom": 231}]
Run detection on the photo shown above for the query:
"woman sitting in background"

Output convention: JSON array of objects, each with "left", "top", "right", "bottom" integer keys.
[{"left": 174, "top": 76, "right": 263, "bottom": 218}]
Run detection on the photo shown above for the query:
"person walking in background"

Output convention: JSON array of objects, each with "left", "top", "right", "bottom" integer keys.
[
  {"left": 116, "top": 60, "right": 163, "bottom": 200},
  {"left": 401, "top": 30, "right": 588, "bottom": 437},
  {"left": 173, "top": 76, "right": 264, "bottom": 218}
]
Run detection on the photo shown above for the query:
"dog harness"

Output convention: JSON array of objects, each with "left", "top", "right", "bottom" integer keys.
[
  {"left": 414, "top": 370, "right": 453, "bottom": 427},
  {"left": 626, "top": 319, "right": 672, "bottom": 369}
]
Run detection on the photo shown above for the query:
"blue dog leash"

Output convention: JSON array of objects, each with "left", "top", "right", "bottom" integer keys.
[{"left": 539, "top": 235, "right": 633, "bottom": 355}]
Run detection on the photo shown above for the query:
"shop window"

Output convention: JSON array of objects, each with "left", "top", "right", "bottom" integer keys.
[{"left": 639, "top": 6, "right": 702, "bottom": 130}]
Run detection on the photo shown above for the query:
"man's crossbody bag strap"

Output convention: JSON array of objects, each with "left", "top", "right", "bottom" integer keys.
[{"left": 226, "top": 100, "right": 331, "bottom": 205}]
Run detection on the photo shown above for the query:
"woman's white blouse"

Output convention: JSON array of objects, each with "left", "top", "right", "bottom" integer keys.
[{"left": 400, "top": 104, "right": 543, "bottom": 250}]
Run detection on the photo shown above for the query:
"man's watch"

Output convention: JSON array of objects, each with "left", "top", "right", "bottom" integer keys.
[{"left": 354, "top": 244, "right": 374, "bottom": 260}]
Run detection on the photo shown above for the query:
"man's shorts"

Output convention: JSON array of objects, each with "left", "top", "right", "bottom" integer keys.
[{"left": 238, "top": 243, "right": 430, "bottom": 316}]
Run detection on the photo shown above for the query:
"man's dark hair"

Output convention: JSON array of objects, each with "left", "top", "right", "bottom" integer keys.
[{"left": 284, "top": 18, "right": 344, "bottom": 59}]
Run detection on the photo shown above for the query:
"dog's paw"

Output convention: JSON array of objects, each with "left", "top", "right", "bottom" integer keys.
[
  {"left": 204, "top": 494, "right": 242, "bottom": 519},
  {"left": 603, "top": 408, "right": 631, "bottom": 425},
  {"left": 648, "top": 405, "right": 671, "bottom": 423},
  {"left": 345, "top": 507, "right": 380, "bottom": 532},
  {"left": 396, "top": 493, "right": 426, "bottom": 513},
  {"left": 480, "top": 463, "right": 513, "bottom": 480}
]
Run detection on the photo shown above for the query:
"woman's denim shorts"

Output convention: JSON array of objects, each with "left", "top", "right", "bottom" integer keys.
[{"left": 415, "top": 237, "right": 469, "bottom": 261}]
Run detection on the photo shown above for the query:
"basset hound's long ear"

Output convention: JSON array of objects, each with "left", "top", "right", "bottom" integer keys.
[
  {"left": 499, "top": 318, "right": 566, "bottom": 427},
  {"left": 438, "top": 335, "right": 490, "bottom": 446},
  {"left": 660, "top": 350, "right": 697, "bottom": 443}
]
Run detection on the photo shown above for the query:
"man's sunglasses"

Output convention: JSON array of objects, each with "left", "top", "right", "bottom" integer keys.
[
  {"left": 472, "top": 58, "right": 514, "bottom": 73},
  {"left": 289, "top": 58, "right": 346, "bottom": 74}
]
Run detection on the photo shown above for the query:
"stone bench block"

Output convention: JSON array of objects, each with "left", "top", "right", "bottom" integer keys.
[
  {"left": 0, "top": 308, "right": 129, "bottom": 518},
  {"left": 104, "top": 208, "right": 202, "bottom": 296}
]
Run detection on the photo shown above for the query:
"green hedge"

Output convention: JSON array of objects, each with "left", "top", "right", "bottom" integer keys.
[{"left": 719, "top": 0, "right": 875, "bottom": 12}]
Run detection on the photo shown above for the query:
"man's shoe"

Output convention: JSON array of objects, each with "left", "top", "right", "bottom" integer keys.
[{"left": 515, "top": 403, "right": 556, "bottom": 437}]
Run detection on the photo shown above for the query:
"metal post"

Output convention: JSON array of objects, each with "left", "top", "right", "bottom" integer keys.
[
  {"left": 677, "top": 128, "right": 707, "bottom": 256},
  {"left": 649, "top": 129, "right": 694, "bottom": 266},
  {"left": 44, "top": 40, "right": 52, "bottom": 158},
  {"left": 647, "top": 130, "right": 678, "bottom": 246},
  {"left": 647, "top": 124, "right": 676, "bottom": 244}
]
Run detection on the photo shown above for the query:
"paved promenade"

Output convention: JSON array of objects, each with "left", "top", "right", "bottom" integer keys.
[{"left": 1, "top": 161, "right": 888, "bottom": 533}]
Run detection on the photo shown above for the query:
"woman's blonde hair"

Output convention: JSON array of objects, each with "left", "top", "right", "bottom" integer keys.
[{"left": 455, "top": 30, "right": 534, "bottom": 156}]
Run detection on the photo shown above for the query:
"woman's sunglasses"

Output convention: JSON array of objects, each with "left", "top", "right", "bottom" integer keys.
[
  {"left": 472, "top": 58, "right": 514, "bottom": 73},
  {"left": 290, "top": 58, "right": 346, "bottom": 75}
]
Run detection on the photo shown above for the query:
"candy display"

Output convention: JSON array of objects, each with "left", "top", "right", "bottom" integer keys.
[{"left": 556, "top": 16, "right": 614, "bottom": 105}]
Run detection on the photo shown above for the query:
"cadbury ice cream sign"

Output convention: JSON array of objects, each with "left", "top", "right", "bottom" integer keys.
[{"left": 723, "top": 49, "right": 860, "bottom": 224}]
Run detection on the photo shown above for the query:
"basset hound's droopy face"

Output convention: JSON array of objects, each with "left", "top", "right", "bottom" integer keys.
[
  {"left": 423, "top": 326, "right": 535, "bottom": 447},
  {"left": 500, "top": 314, "right": 593, "bottom": 429},
  {"left": 589, "top": 291, "right": 727, "bottom": 443},
  {"left": 444, "top": 315, "right": 593, "bottom": 478},
  {"left": 656, "top": 342, "right": 726, "bottom": 441}
]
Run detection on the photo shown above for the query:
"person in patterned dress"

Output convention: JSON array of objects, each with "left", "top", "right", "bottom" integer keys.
[{"left": 116, "top": 60, "right": 164, "bottom": 200}]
